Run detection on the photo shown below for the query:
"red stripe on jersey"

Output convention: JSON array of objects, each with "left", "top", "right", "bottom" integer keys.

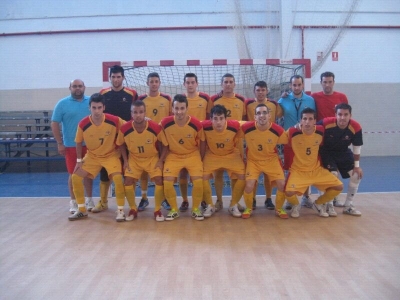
[
  {"left": 161, "top": 116, "right": 175, "bottom": 129},
  {"left": 202, "top": 120, "right": 213, "bottom": 131},
  {"left": 147, "top": 120, "right": 162, "bottom": 136},
  {"left": 79, "top": 116, "right": 92, "bottom": 132},
  {"left": 226, "top": 120, "right": 240, "bottom": 132},
  {"left": 269, "top": 123, "right": 284, "bottom": 137},
  {"left": 188, "top": 116, "right": 202, "bottom": 132},
  {"left": 104, "top": 114, "right": 120, "bottom": 129},
  {"left": 120, "top": 121, "right": 134, "bottom": 136},
  {"left": 241, "top": 121, "right": 256, "bottom": 134},
  {"left": 99, "top": 87, "right": 111, "bottom": 95}
]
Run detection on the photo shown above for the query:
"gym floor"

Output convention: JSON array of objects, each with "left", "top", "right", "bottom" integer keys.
[
  {"left": 0, "top": 156, "right": 399, "bottom": 197},
  {"left": 0, "top": 156, "right": 399, "bottom": 299}
]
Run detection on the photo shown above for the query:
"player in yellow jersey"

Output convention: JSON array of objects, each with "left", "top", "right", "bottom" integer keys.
[
  {"left": 241, "top": 104, "right": 297, "bottom": 219},
  {"left": 178, "top": 73, "right": 211, "bottom": 212},
  {"left": 209, "top": 73, "right": 246, "bottom": 211},
  {"left": 284, "top": 108, "right": 343, "bottom": 218},
  {"left": 202, "top": 105, "right": 246, "bottom": 218},
  {"left": 137, "top": 72, "right": 172, "bottom": 211},
  {"left": 116, "top": 100, "right": 169, "bottom": 222},
  {"left": 160, "top": 94, "right": 206, "bottom": 221},
  {"left": 69, "top": 93, "right": 126, "bottom": 221},
  {"left": 244, "top": 81, "right": 283, "bottom": 211}
]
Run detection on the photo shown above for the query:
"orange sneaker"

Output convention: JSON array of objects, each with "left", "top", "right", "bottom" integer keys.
[{"left": 275, "top": 208, "right": 289, "bottom": 219}]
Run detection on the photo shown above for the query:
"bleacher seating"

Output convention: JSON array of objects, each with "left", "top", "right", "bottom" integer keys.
[{"left": 0, "top": 111, "right": 63, "bottom": 172}]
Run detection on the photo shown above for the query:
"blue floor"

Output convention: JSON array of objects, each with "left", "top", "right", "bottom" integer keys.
[{"left": 0, "top": 156, "right": 399, "bottom": 197}]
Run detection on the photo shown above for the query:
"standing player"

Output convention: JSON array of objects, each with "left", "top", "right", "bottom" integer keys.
[
  {"left": 318, "top": 103, "right": 363, "bottom": 216},
  {"left": 69, "top": 93, "right": 126, "bottom": 221},
  {"left": 116, "top": 101, "right": 169, "bottom": 222},
  {"left": 312, "top": 71, "right": 349, "bottom": 122},
  {"left": 160, "top": 94, "right": 205, "bottom": 221},
  {"left": 244, "top": 80, "right": 282, "bottom": 210},
  {"left": 51, "top": 79, "right": 93, "bottom": 213},
  {"left": 209, "top": 73, "right": 246, "bottom": 211},
  {"left": 312, "top": 71, "right": 349, "bottom": 208},
  {"left": 179, "top": 73, "right": 210, "bottom": 212},
  {"left": 241, "top": 104, "right": 297, "bottom": 219},
  {"left": 137, "top": 72, "right": 172, "bottom": 212},
  {"left": 93, "top": 65, "right": 138, "bottom": 213},
  {"left": 278, "top": 75, "right": 316, "bottom": 209},
  {"left": 202, "top": 105, "right": 246, "bottom": 218},
  {"left": 284, "top": 108, "right": 343, "bottom": 218}
]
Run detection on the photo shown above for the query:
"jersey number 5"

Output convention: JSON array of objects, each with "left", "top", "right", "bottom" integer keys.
[{"left": 306, "top": 147, "right": 311, "bottom": 155}]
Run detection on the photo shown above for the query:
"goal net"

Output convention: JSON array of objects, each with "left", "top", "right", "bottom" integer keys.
[{"left": 102, "top": 59, "right": 311, "bottom": 100}]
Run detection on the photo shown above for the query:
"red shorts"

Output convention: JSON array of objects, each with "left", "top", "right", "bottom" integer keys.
[
  {"left": 283, "top": 145, "right": 294, "bottom": 171},
  {"left": 65, "top": 146, "right": 87, "bottom": 174}
]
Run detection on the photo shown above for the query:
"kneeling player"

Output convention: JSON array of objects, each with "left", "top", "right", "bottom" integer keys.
[
  {"left": 69, "top": 93, "right": 125, "bottom": 221},
  {"left": 117, "top": 100, "right": 169, "bottom": 222},
  {"left": 241, "top": 104, "right": 296, "bottom": 219},
  {"left": 161, "top": 94, "right": 205, "bottom": 221},
  {"left": 284, "top": 108, "right": 343, "bottom": 218},
  {"left": 319, "top": 103, "right": 363, "bottom": 216},
  {"left": 202, "top": 105, "right": 246, "bottom": 218}
]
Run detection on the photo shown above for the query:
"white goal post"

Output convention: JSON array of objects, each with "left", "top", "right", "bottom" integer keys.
[{"left": 102, "top": 59, "right": 311, "bottom": 100}]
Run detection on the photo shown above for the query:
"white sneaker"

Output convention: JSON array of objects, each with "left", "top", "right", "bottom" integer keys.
[
  {"left": 116, "top": 209, "right": 126, "bottom": 222},
  {"left": 291, "top": 204, "right": 301, "bottom": 218},
  {"left": 301, "top": 196, "right": 313, "bottom": 208},
  {"left": 228, "top": 205, "right": 242, "bottom": 218},
  {"left": 343, "top": 205, "right": 362, "bottom": 216},
  {"left": 203, "top": 205, "right": 215, "bottom": 218},
  {"left": 85, "top": 197, "right": 95, "bottom": 211},
  {"left": 333, "top": 197, "right": 344, "bottom": 207},
  {"left": 326, "top": 203, "right": 337, "bottom": 217},
  {"left": 69, "top": 200, "right": 78, "bottom": 214},
  {"left": 312, "top": 203, "right": 329, "bottom": 218}
]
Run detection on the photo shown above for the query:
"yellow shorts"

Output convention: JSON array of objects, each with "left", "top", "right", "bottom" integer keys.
[
  {"left": 82, "top": 151, "right": 121, "bottom": 179},
  {"left": 285, "top": 166, "right": 343, "bottom": 195},
  {"left": 203, "top": 150, "right": 245, "bottom": 177},
  {"left": 124, "top": 155, "right": 162, "bottom": 180},
  {"left": 245, "top": 156, "right": 285, "bottom": 182},
  {"left": 164, "top": 152, "right": 203, "bottom": 178}
]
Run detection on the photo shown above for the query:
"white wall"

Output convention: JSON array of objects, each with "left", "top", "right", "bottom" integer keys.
[{"left": 0, "top": 0, "right": 399, "bottom": 156}]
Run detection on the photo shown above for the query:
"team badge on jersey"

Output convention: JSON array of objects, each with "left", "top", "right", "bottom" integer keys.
[
  {"left": 122, "top": 97, "right": 127, "bottom": 102},
  {"left": 159, "top": 103, "right": 165, "bottom": 107},
  {"left": 146, "top": 139, "right": 152, "bottom": 144},
  {"left": 186, "top": 134, "right": 192, "bottom": 138},
  {"left": 105, "top": 131, "right": 111, "bottom": 136}
]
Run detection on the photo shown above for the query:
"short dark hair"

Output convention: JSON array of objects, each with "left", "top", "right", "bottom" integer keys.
[
  {"left": 255, "top": 103, "right": 269, "bottom": 113},
  {"left": 221, "top": 73, "right": 235, "bottom": 84},
  {"left": 109, "top": 65, "right": 124, "bottom": 77},
  {"left": 147, "top": 72, "right": 160, "bottom": 80},
  {"left": 254, "top": 81, "right": 268, "bottom": 90},
  {"left": 89, "top": 93, "right": 105, "bottom": 106},
  {"left": 184, "top": 73, "right": 198, "bottom": 83},
  {"left": 320, "top": 71, "right": 335, "bottom": 81},
  {"left": 210, "top": 104, "right": 227, "bottom": 118},
  {"left": 131, "top": 100, "right": 146, "bottom": 111},
  {"left": 290, "top": 75, "right": 304, "bottom": 84},
  {"left": 172, "top": 94, "right": 188, "bottom": 107},
  {"left": 301, "top": 107, "right": 316, "bottom": 119},
  {"left": 335, "top": 103, "right": 352, "bottom": 114}
]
